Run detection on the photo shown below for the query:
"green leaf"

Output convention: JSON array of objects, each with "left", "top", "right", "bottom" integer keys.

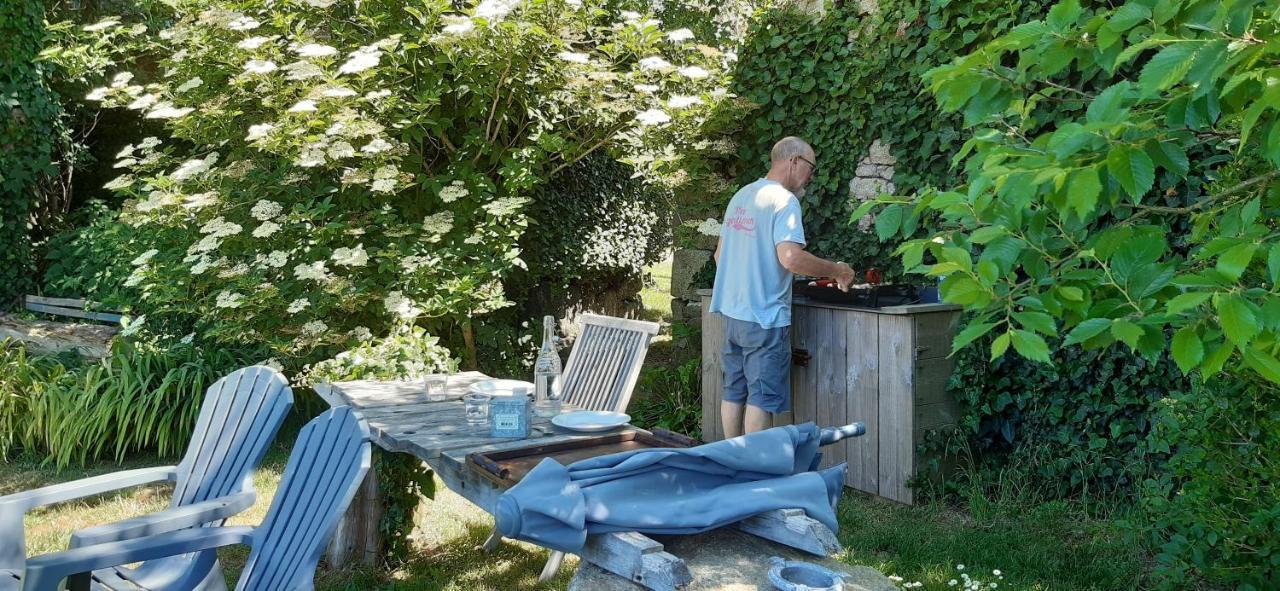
[
  {"left": 970, "top": 226, "right": 1007, "bottom": 244},
  {"left": 1087, "top": 82, "right": 1132, "bottom": 124},
  {"left": 951, "top": 321, "right": 996, "bottom": 354},
  {"left": 1106, "top": 3, "right": 1151, "bottom": 32},
  {"left": 1217, "top": 295, "right": 1259, "bottom": 345},
  {"left": 1268, "top": 243, "right": 1280, "bottom": 284},
  {"left": 1066, "top": 167, "right": 1102, "bottom": 219},
  {"left": 1110, "top": 319, "right": 1144, "bottom": 348},
  {"left": 1138, "top": 42, "right": 1200, "bottom": 96},
  {"left": 1171, "top": 327, "right": 1204, "bottom": 374},
  {"left": 849, "top": 200, "right": 878, "bottom": 221},
  {"left": 1146, "top": 141, "right": 1189, "bottom": 177},
  {"left": 1058, "top": 286, "right": 1084, "bottom": 301},
  {"left": 1064, "top": 318, "right": 1113, "bottom": 345},
  {"left": 1047, "top": 0, "right": 1082, "bottom": 29},
  {"left": 1244, "top": 346, "right": 1280, "bottom": 384},
  {"left": 1107, "top": 145, "right": 1155, "bottom": 201},
  {"left": 1011, "top": 330, "right": 1051, "bottom": 363},
  {"left": 1048, "top": 123, "right": 1094, "bottom": 159},
  {"left": 990, "top": 332, "right": 1011, "bottom": 360},
  {"left": 875, "top": 205, "right": 903, "bottom": 241},
  {"left": 1201, "top": 342, "right": 1234, "bottom": 377},
  {"left": 1216, "top": 243, "right": 1257, "bottom": 281},
  {"left": 942, "top": 275, "right": 988, "bottom": 306},
  {"left": 1014, "top": 311, "right": 1057, "bottom": 335},
  {"left": 1167, "top": 292, "right": 1211, "bottom": 314}
]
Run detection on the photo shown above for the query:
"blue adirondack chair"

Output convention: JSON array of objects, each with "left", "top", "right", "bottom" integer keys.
[
  {"left": 0, "top": 366, "right": 293, "bottom": 591},
  {"left": 19, "top": 406, "right": 372, "bottom": 591}
]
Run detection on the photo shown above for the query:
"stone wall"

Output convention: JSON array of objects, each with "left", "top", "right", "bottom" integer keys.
[{"left": 848, "top": 139, "right": 896, "bottom": 231}]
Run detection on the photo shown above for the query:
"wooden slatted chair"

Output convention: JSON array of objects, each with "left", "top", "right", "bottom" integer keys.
[
  {"left": 558, "top": 313, "right": 661, "bottom": 413},
  {"left": 0, "top": 366, "right": 293, "bottom": 591},
  {"left": 484, "top": 313, "right": 660, "bottom": 580},
  {"left": 20, "top": 406, "right": 372, "bottom": 591}
]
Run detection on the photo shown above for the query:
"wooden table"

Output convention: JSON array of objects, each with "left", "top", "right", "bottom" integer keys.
[{"left": 317, "top": 372, "right": 841, "bottom": 591}]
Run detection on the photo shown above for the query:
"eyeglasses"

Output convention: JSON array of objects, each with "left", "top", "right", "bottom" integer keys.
[{"left": 796, "top": 155, "right": 817, "bottom": 173}]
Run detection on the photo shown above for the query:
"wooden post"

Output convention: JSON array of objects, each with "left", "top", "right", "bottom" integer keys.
[{"left": 326, "top": 453, "right": 383, "bottom": 568}]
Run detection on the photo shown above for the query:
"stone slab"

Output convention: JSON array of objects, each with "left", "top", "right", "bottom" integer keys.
[
  {"left": 568, "top": 527, "right": 898, "bottom": 591},
  {"left": 671, "top": 249, "right": 713, "bottom": 300}
]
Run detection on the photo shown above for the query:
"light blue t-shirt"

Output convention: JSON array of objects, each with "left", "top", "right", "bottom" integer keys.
[{"left": 709, "top": 179, "right": 806, "bottom": 329}]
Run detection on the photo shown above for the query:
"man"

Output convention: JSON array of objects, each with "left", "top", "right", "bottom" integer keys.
[{"left": 709, "top": 137, "right": 855, "bottom": 438}]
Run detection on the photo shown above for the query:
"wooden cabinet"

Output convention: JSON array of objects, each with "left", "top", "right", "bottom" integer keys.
[{"left": 698, "top": 290, "right": 961, "bottom": 504}]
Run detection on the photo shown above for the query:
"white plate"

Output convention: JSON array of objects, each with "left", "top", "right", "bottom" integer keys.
[
  {"left": 468, "top": 379, "right": 535, "bottom": 397},
  {"left": 551, "top": 411, "right": 631, "bottom": 432}
]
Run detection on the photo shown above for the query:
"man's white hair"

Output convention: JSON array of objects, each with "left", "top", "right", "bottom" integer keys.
[{"left": 770, "top": 136, "right": 812, "bottom": 164}]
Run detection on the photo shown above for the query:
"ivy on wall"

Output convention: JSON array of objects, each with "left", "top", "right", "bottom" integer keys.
[
  {"left": 1, "top": 0, "right": 63, "bottom": 309},
  {"left": 731, "top": 0, "right": 1053, "bottom": 276}
]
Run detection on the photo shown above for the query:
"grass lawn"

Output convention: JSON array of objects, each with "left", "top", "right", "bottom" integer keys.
[{"left": 3, "top": 443, "right": 1154, "bottom": 590}]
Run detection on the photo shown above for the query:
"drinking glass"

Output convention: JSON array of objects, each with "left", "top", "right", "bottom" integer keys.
[
  {"left": 424, "top": 373, "right": 450, "bottom": 402},
  {"left": 464, "top": 393, "right": 491, "bottom": 427}
]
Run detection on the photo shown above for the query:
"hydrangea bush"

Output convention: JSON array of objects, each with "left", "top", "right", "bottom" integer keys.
[{"left": 69, "top": 0, "right": 733, "bottom": 359}]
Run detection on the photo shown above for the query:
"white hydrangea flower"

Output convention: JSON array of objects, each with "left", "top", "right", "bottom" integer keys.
[
  {"left": 321, "top": 86, "right": 358, "bottom": 98},
  {"left": 304, "top": 0, "right": 337, "bottom": 7},
  {"left": 635, "top": 109, "right": 671, "bottom": 126},
  {"left": 422, "top": 211, "right": 454, "bottom": 238},
  {"left": 441, "top": 16, "right": 475, "bottom": 35},
  {"left": 215, "top": 290, "right": 245, "bottom": 308},
  {"left": 227, "top": 17, "right": 261, "bottom": 31},
  {"left": 484, "top": 196, "right": 525, "bottom": 216},
  {"left": 284, "top": 60, "right": 324, "bottom": 80},
  {"left": 634, "top": 84, "right": 660, "bottom": 94},
  {"left": 328, "top": 141, "right": 355, "bottom": 159},
  {"left": 558, "top": 52, "right": 590, "bottom": 64},
  {"left": 697, "top": 218, "right": 721, "bottom": 236},
  {"left": 634, "top": 19, "right": 660, "bottom": 29},
  {"left": 620, "top": 10, "right": 641, "bottom": 21},
  {"left": 293, "top": 260, "right": 330, "bottom": 282},
  {"left": 111, "top": 72, "right": 134, "bottom": 87},
  {"left": 371, "top": 178, "right": 397, "bottom": 193},
  {"left": 127, "top": 93, "right": 158, "bottom": 110},
  {"left": 360, "top": 137, "right": 393, "bottom": 154},
  {"left": 237, "top": 36, "right": 273, "bottom": 50},
  {"left": 252, "top": 221, "right": 281, "bottom": 238},
  {"left": 218, "top": 263, "right": 249, "bottom": 278},
  {"left": 171, "top": 152, "right": 219, "bottom": 182},
  {"left": 301, "top": 320, "right": 328, "bottom": 335},
  {"left": 182, "top": 191, "right": 218, "bottom": 210},
  {"left": 400, "top": 254, "right": 433, "bottom": 271},
  {"left": 85, "top": 87, "right": 109, "bottom": 101},
  {"left": 114, "top": 158, "right": 136, "bottom": 169},
  {"left": 666, "top": 28, "right": 694, "bottom": 42},
  {"left": 145, "top": 103, "right": 194, "bottom": 119},
  {"left": 349, "top": 326, "right": 373, "bottom": 341},
  {"left": 295, "top": 43, "right": 338, "bottom": 57},
  {"left": 365, "top": 89, "right": 392, "bottom": 101},
  {"left": 243, "top": 59, "right": 278, "bottom": 74},
  {"left": 180, "top": 333, "right": 196, "bottom": 344},
  {"left": 667, "top": 95, "right": 703, "bottom": 109},
  {"left": 83, "top": 18, "right": 121, "bottom": 32},
  {"left": 131, "top": 249, "right": 160, "bottom": 266},
  {"left": 287, "top": 298, "right": 310, "bottom": 313},
  {"left": 295, "top": 149, "right": 326, "bottom": 168},
  {"left": 638, "top": 56, "right": 673, "bottom": 71},
  {"left": 677, "top": 65, "right": 710, "bottom": 79},
  {"left": 338, "top": 48, "right": 380, "bottom": 74},
  {"left": 331, "top": 244, "right": 368, "bottom": 267},
  {"left": 288, "top": 99, "right": 317, "bottom": 113},
  {"left": 250, "top": 199, "right": 283, "bottom": 220},
  {"left": 199, "top": 216, "right": 243, "bottom": 238},
  {"left": 475, "top": 0, "right": 519, "bottom": 21},
  {"left": 438, "top": 181, "right": 469, "bottom": 202},
  {"left": 139, "top": 136, "right": 161, "bottom": 150},
  {"left": 383, "top": 290, "right": 420, "bottom": 318},
  {"left": 264, "top": 250, "right": 289, "bottom": 267},
  {"left": 246, "top": 123, "right": 275, "bottom": 141}
]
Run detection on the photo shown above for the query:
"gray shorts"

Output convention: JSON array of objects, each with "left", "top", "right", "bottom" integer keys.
[{"left": 721, "top": 315, "right": 791, "bottom": 413}]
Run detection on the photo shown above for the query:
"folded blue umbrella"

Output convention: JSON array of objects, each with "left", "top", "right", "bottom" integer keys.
[{"left": 495, "top": 422, "right": 848, "bottom": 553}]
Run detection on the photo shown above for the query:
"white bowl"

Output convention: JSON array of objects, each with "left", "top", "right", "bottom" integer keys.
[{"left": 468, "top": 379, "right": 535, "bottom": 397}]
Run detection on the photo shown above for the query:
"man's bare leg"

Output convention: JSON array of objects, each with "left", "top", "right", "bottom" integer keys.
[
  {"left": 721, "top": 400, "right": 745, "bottom": 439},
  {"left": 744, "top": 404, "right": 772, "bottom": 434}
]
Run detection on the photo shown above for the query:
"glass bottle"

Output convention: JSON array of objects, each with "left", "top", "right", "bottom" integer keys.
[{"left": 533, "top": 315, "right": 562, "bottom": 417}]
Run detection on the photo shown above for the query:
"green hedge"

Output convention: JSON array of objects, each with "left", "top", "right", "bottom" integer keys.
[
  {"left": 943, "top": 334, "right": 1190, "bottom": 502},
  {"left": 732, "top": 0, "right": 1053, "bottom": 277},
  {"left": 1, "top": 0, "right": 61, "bottom": 309}
]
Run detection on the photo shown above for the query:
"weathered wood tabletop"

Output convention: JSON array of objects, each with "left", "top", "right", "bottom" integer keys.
[{"left": 316, "top": 371, "right": 840, "bottom": 591}]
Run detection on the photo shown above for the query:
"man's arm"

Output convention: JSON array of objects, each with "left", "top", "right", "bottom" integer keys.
[
  {"left": 714, "top": 236, "right": 722, "bottom": 264},
  {"left": 776, "top": 242, "right": 856, "bottom": 290}
]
